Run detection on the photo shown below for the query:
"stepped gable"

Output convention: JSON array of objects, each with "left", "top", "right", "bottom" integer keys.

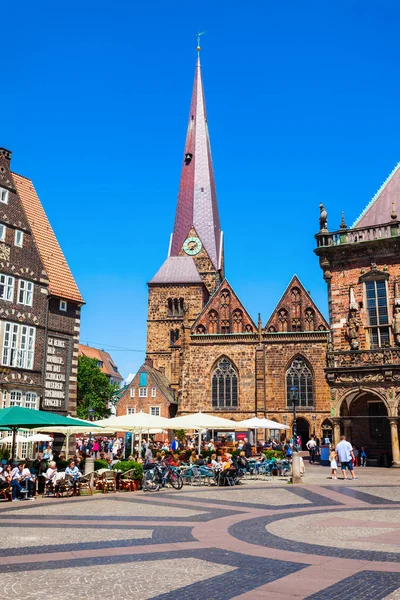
[
  {"left": 352, "top": 163, "right": 400, "bottom": 229},
  {"left": 191, "top": 279, "right": 256, "bottom": 334},
  {"left": 169, "top": 54, "right": 222, "bottom": 271},
  {"left": 12, "top": 173, "right": 84, "bottom": 303},
  {"left": 265, "top": 275, "right": 328, "bottom": 333}
]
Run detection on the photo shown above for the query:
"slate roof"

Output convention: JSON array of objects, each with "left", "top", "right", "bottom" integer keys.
[
  {"left": 352, "top": 163, "right": 400, "bottom": 229},
  {"left": 169, "top": 55, "right": 222, "bottom": 270},
  {"left": 78, "top": 344, "right": 123, "bottom": 382},
  {"left": 123, "top": 363, "right": 176, "bottom": 405},
  {"left": 149, "top": 256, "right": 202, "bottom": 284},
  {"left": 12, "top": 173, "right": 84, "bottom": 303}
]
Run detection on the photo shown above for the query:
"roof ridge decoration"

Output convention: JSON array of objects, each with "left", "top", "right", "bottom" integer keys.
[
  {"left": 169, "top": 54, "right": 222, "bottom": 271},
  {"left": 351, "top": 162, "right": 400, "bottom": 229}
]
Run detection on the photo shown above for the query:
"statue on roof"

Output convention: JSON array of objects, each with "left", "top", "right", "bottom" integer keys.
[{"left": 319, "top": 203, "right": 328, "bottom": 231}]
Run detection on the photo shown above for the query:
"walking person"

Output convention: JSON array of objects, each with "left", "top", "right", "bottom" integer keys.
[
  {"left": 335, "top": 435, "right": 358, "bottom": 480},
  {"left": 306, "top": 436, "right": 317, "bottom": 463},
  {"left": 329, "top": 445, "right": 338, "bottom": 479},
  {"left": 353, "top": 446, "right": 359, "bottom": 467},
  {"left": 360, "top": 447, "right": 367, "bottom": 467}
]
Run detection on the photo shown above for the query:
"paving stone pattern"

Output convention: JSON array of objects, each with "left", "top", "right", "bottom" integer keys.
[
  {"left": 306, "top": 571, "right": 400, "bottom": 600},
  {"left": 1, "top": 479, "right": 399, "bottom": 599}
]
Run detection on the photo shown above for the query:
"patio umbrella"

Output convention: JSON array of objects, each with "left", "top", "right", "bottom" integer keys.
[
  {"left": 35, "top": 416, "right": 105, "bottom": 451},
  {"left": 29, "top": 433, "right": 54, "bottom": 443},
  {"left": 0, "top": 407, "right": 101, "bottom": 461},
  {"left": 96, "top": 412, "right": 172, "bottom": 454},
  {"left": 236, "top": 417, "right": 289, "bottom": 453},
  {"left": 1, "top": 434, "right": 29, "bottom": 444},
  {"left": 167, "top": 412, "right": 242, "bottom": 453}
]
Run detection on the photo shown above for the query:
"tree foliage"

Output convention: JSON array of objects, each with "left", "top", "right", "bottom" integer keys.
[{"left": 77, "top": 355, "right": 120, "bottom": 420}]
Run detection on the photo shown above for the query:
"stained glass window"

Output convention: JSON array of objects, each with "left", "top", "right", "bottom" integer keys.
[{"left": 211, "top": 358, "right": 238, "bottom": 409}]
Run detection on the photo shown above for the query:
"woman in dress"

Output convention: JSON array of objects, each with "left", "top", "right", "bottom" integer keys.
[{"left": 329, "top": 444, "right": 338, "bottom": 479}]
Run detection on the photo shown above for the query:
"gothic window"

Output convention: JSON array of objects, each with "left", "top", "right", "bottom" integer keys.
[
  {"left": 245, "top": 324, "right": 253, "bottom": 332},
  {"left": 292, "top": 318, "right": 301, "bottom": 332},
  {"left": 196, "top": 325, "right": 206, "bottom": 334},
  {"left": 286, "top": 357, "right": 314, "bottom": 408},
  {"left": 291, "top": 287, "right": 301, "bottom": 318},
  {"left": 278, "top": 309, "right": 288, "bottom": 332},
  {"left": 232, "top": 310, "right": 243, "bottom": 333},
  {"left": 304, "top": 308, "right": 314, "bottom": 331},
  {"left": 211, "top": 357, "right": 238, "bottom": 409},
  {"left": 365, "top": 280, "right": 390, "bottom": 348},
  {"left": 208, "top": 310, "right": 218, "bottom": 334},
  {"left": 268, "top": 326, "right": 276, "bottom": 332},
  {"left": 170, "top": 329, "right": 180, "bottom": 345},
  {"left": 318, "top": 324, "right": 325, "bottom": 331}
]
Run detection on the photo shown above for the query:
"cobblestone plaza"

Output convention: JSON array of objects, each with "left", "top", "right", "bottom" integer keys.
[{"left": 1, "top": 466, "right": 400, "bottom": 599}]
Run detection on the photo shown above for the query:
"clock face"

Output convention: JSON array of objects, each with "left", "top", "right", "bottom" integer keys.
[{"left": 183, "top": 236, "right": 202, "bottom": 256}]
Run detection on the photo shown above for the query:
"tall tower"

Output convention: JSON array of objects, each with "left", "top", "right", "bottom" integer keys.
[{"left": 147, "top": 50, "right": 224, "bottom": 380}]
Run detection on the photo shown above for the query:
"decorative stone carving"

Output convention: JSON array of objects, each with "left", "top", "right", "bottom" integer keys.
[
  {"left": 393, "top": 305, "right": 400, "bottom": 346},
  {"left": 0, "top": 244, "right": 10, "bottom": 261},
  {"left": 319, "top": 203, "right": 328, "bottom": 231}
]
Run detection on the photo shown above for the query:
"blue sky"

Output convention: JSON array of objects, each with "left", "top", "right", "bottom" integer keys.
[{"left": 2, "top": 1, "right": 400, "bottom": 378}]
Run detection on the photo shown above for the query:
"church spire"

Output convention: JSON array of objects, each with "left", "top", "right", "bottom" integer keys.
[{"left": 169, "top": 52, "right": 222, "bottom": 271}]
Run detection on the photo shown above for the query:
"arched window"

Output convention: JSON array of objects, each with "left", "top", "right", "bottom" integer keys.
[
  {"left": 212, "top": 357, "right": 238, "bottom": 409},
  {"left": 245, "top": 324, "right": 253, "bottom": 332},
  {"left": 268, "top": 326, "right": 276, "bottom": 332},
  {"left": 291, "top": 287, "right": 301, "bottom": 318},
  {"left": 170, "top": 329, "right": 180, "bottom": 346},
  {"left": 196, "top": 324, "right": 206, "bottom": 334},
  {"left": 232, "top": 310, "right": 243, "bottom": 333},
  {"left": 286, "top": 357, "right": 314, "bottom": 408},
  {"left": 305, "top": 308, "right": 315, "bottom": 331},
  {"left": 278, "top": 309, "right": 288, "bottom": 332},
  {"left": 167, "top": 298, "right": 184, "bottom": 316},
  {"left": 292, "top": 317, "right": 301, "bottom": 332},
  {"left": 208, "top": 310, "right": 218, "bottom": 334}
]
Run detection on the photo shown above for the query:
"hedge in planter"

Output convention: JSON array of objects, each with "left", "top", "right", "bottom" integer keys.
[{"left": 112, "top": 460, "right": 143, "bottom": 479}]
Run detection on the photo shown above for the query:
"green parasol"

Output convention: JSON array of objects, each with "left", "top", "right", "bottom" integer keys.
[{"left": 0, "top": 407, "right": 101, "bottom": 461}]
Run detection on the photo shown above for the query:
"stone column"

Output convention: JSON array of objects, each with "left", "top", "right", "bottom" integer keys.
[
  {"left": 332, "top": 418, "right": 341, "bottom": 446},
  {"left": 389, "top": 418, "right": 400, "bottom": 468}
]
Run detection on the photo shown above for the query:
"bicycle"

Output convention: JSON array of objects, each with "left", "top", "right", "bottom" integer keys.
[{"left": 142, "top": 462, "right": 183, "bottom": 492}]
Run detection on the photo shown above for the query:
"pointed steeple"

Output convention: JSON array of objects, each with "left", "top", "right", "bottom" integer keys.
[{"left": 169, "top": 54, "right": 222, "bottom": 271}]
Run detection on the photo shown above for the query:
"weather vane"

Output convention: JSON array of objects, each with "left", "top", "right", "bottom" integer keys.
[{"left": 196, "top": 31, "right": 206, "bottom": 52}]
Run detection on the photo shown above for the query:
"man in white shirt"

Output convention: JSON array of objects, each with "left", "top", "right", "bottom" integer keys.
[
  {"left": 336, "top": 435, "right": 357, "bottom": 480},
  {"left": 306, "top": 436, "right": 317, "bottom": 463}
]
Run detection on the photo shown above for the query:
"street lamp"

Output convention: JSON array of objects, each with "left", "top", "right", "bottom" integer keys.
[
  {"left": 88, "top": 407, "right": 95, "bottom": 422},
  {"left": 289, "top": 385, "right": 298, "bottom": 450}
]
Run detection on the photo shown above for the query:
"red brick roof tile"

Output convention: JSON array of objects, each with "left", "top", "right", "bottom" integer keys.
[{"left": 12, "top": 173, "right": 84, "bottom": 304}]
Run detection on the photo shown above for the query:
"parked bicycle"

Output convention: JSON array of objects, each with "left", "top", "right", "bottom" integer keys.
[{"left": 142, "top": 462, "right": 183, "bottom": 492}]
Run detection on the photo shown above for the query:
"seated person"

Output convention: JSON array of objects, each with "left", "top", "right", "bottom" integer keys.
[
  {"left": 65, "top": 460, "right": 82, "bottom": 493},
  {"left": 21, "top": 462, "right": 36, "bottom": 498},
  {"left": 207, "top": 453, "right": 219, "bottom": 468},
  {"left": 10, "top": 463, "right": 26, "bottom": 502},
  {"left": 194, "top": 454, "right": 205, "bottom": 466},
  {"left": 236, "top": 451, "right": 250, "bottom": 471},
  {"left": 46, "top": 461, "right": 57, "bottom": 480}
]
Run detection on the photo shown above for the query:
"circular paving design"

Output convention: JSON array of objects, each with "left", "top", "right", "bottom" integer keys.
[{"left": 266, "top": 508, "right": 400, "bottom": 554}]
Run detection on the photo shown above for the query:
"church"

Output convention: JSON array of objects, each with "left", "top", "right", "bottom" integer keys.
[
  {"left": 117, "top": 52, "right": 332, "bottom": 445},
  {"left": 116, "top": 50, "right": 400, "bottom": 465}
]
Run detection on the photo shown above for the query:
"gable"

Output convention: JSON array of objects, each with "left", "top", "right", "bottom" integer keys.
[
  {"left": 352, "top": 163, "right": 400, "bottom": 229},
  {"left": 192, "top": 279, "right": 256, "bottom": 334},
  {"left": 265, "top": 275, "right": 329, "bottom": 333},
  {"left": 124, "top": 363, "right": 177, "bottom": 405}
]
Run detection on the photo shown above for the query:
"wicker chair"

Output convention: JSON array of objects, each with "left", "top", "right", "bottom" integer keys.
[
  {"left": 0, "top": 481, "right": 11, "bottom": 501},
  {"left": 77, "top": 472, "right": 96, "bottom": 495},
  {"left": 118, "top": 469, "right": 136, "bottom": 491},
  {"left": 98, "top": 469, "right": 116, "bottom": 493}
]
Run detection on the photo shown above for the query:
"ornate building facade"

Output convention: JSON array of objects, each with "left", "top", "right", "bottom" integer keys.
[
  {"left": 315, "top": 167, "right": 400, "bottom": 466},
  {"left": 0, "top": 147, "right": 83, "bottom": 419},
  {"left": 145, "top": 53, "right": 331, "bottom": 443}
]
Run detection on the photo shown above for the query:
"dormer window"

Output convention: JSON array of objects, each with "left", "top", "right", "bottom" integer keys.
[{"left": 0, "top": 188, "right": 8, "bottom": 204}]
